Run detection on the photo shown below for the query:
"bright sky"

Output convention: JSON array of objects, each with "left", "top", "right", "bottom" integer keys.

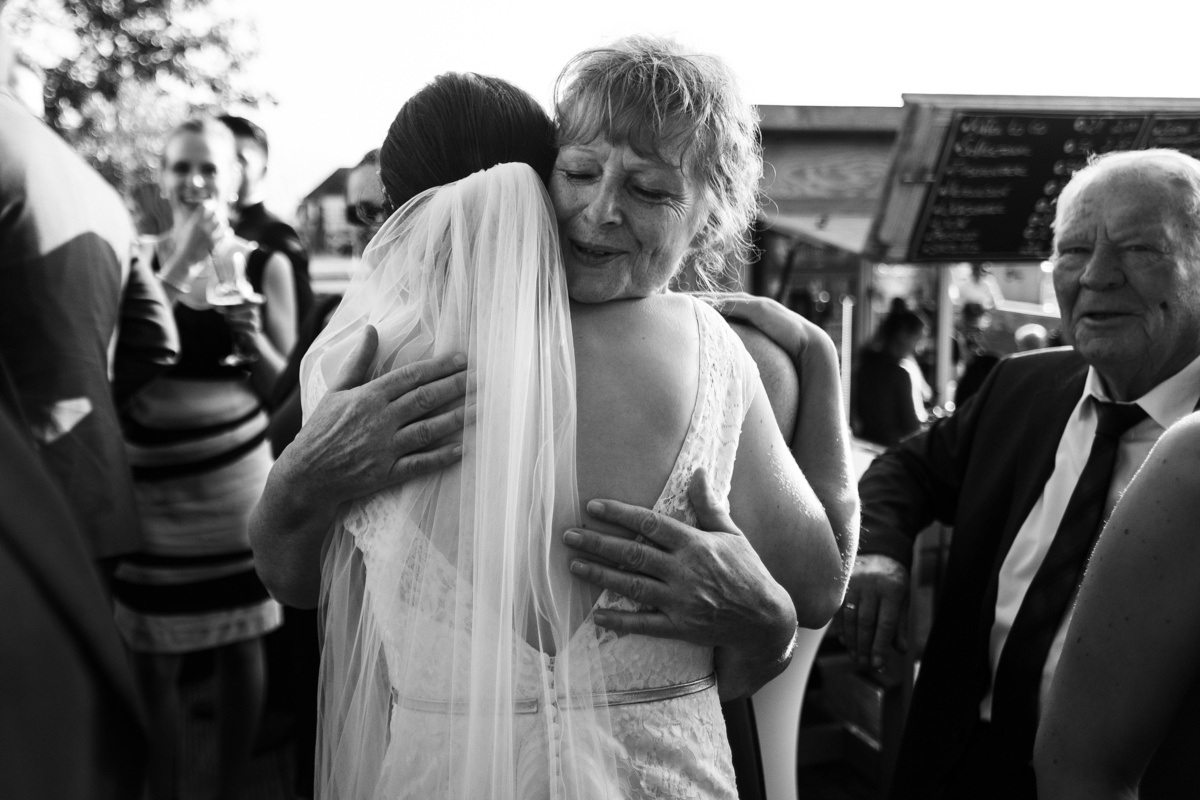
[{"left": 246, "top": 0, "right": 1200, "bottom": 218}]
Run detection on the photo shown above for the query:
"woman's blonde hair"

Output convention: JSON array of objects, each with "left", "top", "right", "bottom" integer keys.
[{"left": 554, "top": 35, "right": 762, "bottom": 285}]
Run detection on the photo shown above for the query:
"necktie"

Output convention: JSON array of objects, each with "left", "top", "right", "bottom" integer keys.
[{"left": 989, "top": 398, "right": 1148, "bottom": 753}]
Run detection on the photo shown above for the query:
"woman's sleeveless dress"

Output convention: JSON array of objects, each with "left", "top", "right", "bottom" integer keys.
[
  {"left": 343, "top": 297, "right": 757, "bottom": 799},
  {"left": 112, "top": 239, "right": 282, "bottom": 653}
]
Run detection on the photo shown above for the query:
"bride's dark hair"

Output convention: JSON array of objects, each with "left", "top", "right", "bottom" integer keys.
[{"left": 380, "top": 72, "right": 557, "bottom": 210}]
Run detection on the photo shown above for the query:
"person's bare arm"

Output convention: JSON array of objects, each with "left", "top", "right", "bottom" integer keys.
[
  {"left": 727, "top": 372, "right": 842, "bottom": 627},
  {"left": 250, "top": 326, "right": 467, "bottom": 607},
  {"left": 1035, "top": 414, "right": 1200, "bottom": 799},
  {"left": 222, "top": 250, "right": 297, "bottom": 399},
  {"left": 717, "top": 293, "right": 859, "bottom": 584}
]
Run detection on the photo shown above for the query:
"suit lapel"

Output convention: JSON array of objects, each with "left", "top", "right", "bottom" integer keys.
[{"left": 998, "top": 369, "right": 1087, "bottom": 556}]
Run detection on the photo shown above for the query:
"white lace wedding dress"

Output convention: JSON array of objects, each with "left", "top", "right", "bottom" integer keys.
[{"left": 303, "top": 164, "right": 756, "bottom": 800}]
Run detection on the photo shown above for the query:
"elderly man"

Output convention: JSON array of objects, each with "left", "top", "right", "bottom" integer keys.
[
  {"left": 345, "top": 148, "right": 387, "bottom": 259},
  {"left": 844, "top": 148, "right": 1200, "bottom": 799}
]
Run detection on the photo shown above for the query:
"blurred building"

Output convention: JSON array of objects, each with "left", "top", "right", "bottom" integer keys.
[
  {"left": 753, "top": 105, "right": 902, "bottom": 381},
  {"left": 295, "top": 167, "right": 353, "bottom": 256}
]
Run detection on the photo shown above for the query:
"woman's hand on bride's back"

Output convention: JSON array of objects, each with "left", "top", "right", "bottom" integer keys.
[
  {"left": 250, "top": 325, "right": 468, "bottom": 608},
  {"left": 288, "top": 326, "right": 469, "bottom": 505},
  {"left": 562, "top": 468, "right": 798, "bottom": 697}
]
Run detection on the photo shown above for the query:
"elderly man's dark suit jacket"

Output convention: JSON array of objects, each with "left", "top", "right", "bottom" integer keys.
[
  {"left": 0, "top": 374, "right": 147, "bottom": 797},
  {"left": 0, "top": 93, "right": 177, "bottom": 559},
  {"left": 859, "top": 347, "right": 1090, "bottom": 798}
]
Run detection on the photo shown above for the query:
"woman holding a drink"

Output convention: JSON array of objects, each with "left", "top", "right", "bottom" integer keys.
[{"left": 110, "top": 116, "right": 297, "bottom": 800}]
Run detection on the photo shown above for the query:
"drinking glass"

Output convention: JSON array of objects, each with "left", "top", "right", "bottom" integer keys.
[{"left": 206, "top": 243, "right": 264, "bottom": 367}]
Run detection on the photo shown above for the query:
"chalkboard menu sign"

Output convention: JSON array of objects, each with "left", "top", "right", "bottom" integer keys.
[{"left": 909, "top": 112, "right": 1200, "bottom": 261}]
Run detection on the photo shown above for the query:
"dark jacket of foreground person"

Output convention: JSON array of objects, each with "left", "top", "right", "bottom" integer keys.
[{"left": 0, "top": 380, "right": 147, "bottom": 798}]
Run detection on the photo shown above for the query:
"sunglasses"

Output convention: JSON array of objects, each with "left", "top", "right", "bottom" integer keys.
[{"left": 345, "top": 201, "right": 388, "bottom": 227}]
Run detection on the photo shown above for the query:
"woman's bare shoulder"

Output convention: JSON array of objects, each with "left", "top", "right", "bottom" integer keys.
[
  {"left": 1152, "top": 412, "right": 1200, "bottom": 463},
  {"left": 571, "top": 292, "right": 698, "bottom": 341},
  {"left": 572, "top": 294, "right": 700, "bottom": 411},
  {"left": 1103, "top": 411, "right": 1200, "bottom": 553}
]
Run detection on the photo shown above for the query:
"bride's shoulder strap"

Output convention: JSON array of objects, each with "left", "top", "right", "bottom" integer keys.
[{"left": 691, "top": 294, "right": 760, "bottom": 414}]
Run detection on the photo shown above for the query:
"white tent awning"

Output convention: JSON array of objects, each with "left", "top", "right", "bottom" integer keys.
[{"left": 760, "top": 213, "right": 872, "bottom": 255}]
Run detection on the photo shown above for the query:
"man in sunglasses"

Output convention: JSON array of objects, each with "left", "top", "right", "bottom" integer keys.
[{"left": 345, "top": 149, "right": 388, "bottom": 259}]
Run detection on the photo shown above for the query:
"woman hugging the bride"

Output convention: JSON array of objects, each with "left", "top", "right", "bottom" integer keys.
[{"left": 273, "top": 36, "right": 845, "bottom": 800}]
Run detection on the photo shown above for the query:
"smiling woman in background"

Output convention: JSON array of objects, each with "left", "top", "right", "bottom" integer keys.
[{"left": 110, "top": 117, "right": 298, "bottom": 800}]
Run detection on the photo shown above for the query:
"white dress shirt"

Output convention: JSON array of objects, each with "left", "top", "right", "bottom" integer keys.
[{"left": 980, "top": 353, "right": 1200, "bottom": 722}]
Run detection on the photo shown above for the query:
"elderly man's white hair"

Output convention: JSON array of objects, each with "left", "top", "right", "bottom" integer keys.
[{"left": 1053, "top": 148, "right": 1200, "bottom": 258}]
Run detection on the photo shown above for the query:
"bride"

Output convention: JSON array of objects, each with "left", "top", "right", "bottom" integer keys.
[{"left": 297, "top": 39, "right": 843, "bottom": 800}]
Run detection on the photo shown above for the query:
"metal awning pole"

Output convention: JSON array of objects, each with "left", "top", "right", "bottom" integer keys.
[
  {"left": 841, "top": 294, "right": 855, "bottom": 423},
  {"left": 936, "top": 264, "right": 956, "bottom": 408}
]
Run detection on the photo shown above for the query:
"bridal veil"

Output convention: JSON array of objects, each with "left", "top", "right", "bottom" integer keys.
[{"left": 300, "top": 162, "right": 623, "bottom": 799}]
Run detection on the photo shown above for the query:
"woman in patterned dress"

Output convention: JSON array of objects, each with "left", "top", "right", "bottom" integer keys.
[{"left": 112, "top": 117, "right": 297, "bottom": 800}]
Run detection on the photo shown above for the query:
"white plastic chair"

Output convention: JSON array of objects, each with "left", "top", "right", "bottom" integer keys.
[{"left": 751, "top": 623, "right": 829, "bottom": 800}]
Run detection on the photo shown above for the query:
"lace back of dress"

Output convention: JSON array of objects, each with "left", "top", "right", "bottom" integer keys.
[
  {"left": 302, "top": 163, "right": 622, "bottom": 799},
  {"left": 650, "top": 298, "right": 759, "bottom": 525}
]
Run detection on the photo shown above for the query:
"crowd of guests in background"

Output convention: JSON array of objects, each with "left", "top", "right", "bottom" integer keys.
[
  {"left": 0, "top": 3, "right": 358, "bottom": 786},
  {"left": 6, "top": 1, "right": 1200, "bottom": 798},
  {"left": 851, "top": 293, "right": 1054, "bottom": 449},
  {"left": 0, "top": 59, "right": 335, "bottom": 791},
  {"left": 852, "top": 298, "right": 928, "bottom": 448}
]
